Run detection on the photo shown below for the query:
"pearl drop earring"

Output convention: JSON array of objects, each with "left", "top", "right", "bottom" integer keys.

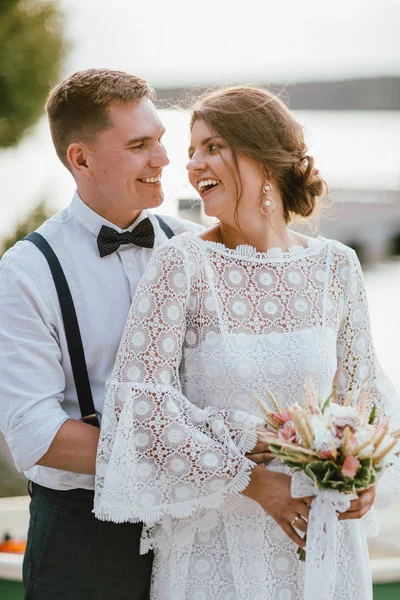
[{"left": 261, "top": 182, "right": 275, "bottom": 215}]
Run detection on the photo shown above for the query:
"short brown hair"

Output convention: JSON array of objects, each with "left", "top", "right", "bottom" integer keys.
[
  {"left": 45, "top": 68, "right": 155, "bottom": 171},
  {"left": 190, "top": 85, "right": 327, "bottom": 224}
]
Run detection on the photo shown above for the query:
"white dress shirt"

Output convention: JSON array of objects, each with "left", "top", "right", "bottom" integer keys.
[{"left": 0, "top": 191, "right": 203, "bottom": 490}]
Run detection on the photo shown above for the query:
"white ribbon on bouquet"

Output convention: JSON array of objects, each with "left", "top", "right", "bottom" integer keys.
[{"left": 291, "top": 471, "right": 356, "bottom": 600}]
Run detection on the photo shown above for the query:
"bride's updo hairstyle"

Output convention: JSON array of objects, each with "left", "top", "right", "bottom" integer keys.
[{"left": 190, "top": 86, "right": 327, "bottom": 224}]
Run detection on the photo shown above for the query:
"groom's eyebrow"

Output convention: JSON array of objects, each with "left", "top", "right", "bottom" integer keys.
[{"left": 125, "top": 128, "right": 166, "bottom": 146}]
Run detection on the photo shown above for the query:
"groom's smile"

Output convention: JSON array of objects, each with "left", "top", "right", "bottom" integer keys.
[
  {"left": 137, "top": 175, "right": 162, "bottom": 186},
  {"left": 76, "top": 98, "right": 169, "bottom": 229}
]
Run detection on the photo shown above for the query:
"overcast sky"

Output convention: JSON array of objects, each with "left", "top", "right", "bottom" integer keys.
[{"left": 60, "top": 0, "right": 400, "bottom": 85}]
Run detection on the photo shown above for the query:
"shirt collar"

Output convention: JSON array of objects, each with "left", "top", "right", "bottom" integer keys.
[{"left": 68, "top": 190, "right": 151, "bottom": 237}]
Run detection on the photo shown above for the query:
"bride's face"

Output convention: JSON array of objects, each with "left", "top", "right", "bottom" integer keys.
[{"left": 187, "top": 119, "right": 265, "bottom": 223}]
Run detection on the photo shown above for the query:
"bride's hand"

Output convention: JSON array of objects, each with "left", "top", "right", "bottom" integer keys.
[
  {"left": 245, "top": 428, "right": 275, "bottom": 464},
  {"left": 338, "top": 485, "right": 377, "bottom": 520},
  {"left": 241, "top": 465, "right": 312, "bottom": 548}
]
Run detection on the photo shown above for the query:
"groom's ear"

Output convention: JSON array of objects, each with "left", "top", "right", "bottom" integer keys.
[{"left": 67, "top": 143, "right": 90, "bottom": 176}]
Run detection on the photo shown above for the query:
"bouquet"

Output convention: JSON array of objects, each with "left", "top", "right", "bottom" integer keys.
[{"left": 254, "top": 379, "right": 400, "bottom": 600}]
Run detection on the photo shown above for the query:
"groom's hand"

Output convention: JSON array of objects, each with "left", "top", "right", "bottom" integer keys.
[
  {"left": 338, "top": 485, "right": 377, "bottom": 520},
  {"left": 245, "top": 429, "right": 275, "bottom": 464}
]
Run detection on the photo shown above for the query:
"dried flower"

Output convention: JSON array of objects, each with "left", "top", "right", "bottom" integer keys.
[
  {"left": 254, "top": 381, "right": 400, "bottom": 565},
  {"left": 342, "top": 455, "right": 360, "bottom": 478},
  {"left": 255, "top": 382, "right": 400, "bottom": 495}
]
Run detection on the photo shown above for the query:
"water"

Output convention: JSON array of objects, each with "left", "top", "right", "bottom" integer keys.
[
  {"left": 1, "top": 110, "right": 400, "bottom": 238},
  {"left": 363, "top": 259, "right": 400, "bottom": 392}
]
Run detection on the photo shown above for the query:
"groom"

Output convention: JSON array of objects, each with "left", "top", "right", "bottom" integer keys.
[{"left": 0, "top": 68, "right": 203, "bottom": 599}]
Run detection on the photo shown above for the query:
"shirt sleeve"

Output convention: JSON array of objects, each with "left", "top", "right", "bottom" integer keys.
[
  {"left": 0, "top": 256, "right": 70, "bottom": 472},
  {"left": 94, "top": 242, "right": 257, "bottom": 526}
]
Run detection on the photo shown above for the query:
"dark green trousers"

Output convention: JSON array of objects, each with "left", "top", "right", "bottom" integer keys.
[{"left": 23, "top": 483, "right": 153, "bottom": 600}]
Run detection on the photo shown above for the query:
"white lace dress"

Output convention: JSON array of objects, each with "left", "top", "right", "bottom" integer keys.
[{"left": 94, "top": 233, "right": 399, "bottom": 600}]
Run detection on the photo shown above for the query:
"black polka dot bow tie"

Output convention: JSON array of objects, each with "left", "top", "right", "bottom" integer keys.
[{"left": 97, "top": 218, "right": 155, "bottom": 257}]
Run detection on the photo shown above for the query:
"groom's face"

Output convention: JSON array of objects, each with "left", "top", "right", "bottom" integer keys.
[{"left": 84, "top": 98, "right": 169, "bottom": 219}]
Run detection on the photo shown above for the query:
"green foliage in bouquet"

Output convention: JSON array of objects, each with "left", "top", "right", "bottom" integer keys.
[
  {"left": 305, "top": 458, "right": 376, "bottom": 493},
  {"left": 255, "top": 382, "right": 400, "bottom": 562},
  {"left": 255, "top": 382, "right": 400, "bottom": 494},
  {"left": 268, "top": 445, "right": 376, "bottom": 494}
]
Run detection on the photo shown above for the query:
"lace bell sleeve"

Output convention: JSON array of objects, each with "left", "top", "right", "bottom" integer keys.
[
  {"left": 336, "top": 248, "right": 400, "bottom": 505},
  {"left": 94, "top": 242, "right": 257, "bottom": 526}
]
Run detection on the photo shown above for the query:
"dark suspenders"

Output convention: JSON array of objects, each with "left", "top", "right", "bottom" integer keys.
[
  {"left": 24, "top": 215, "right": 175, "bottom": 428},
  {"left": 25, "top": 232, "right": 100, "bottom": 427},
  {"left": 154, "top": 214, "right": 175, "bottom": 239}
]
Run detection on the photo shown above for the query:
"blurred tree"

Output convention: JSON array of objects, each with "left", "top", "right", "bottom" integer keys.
[
  {"left": 0, "top": 200, "right": 53, "bottom": 257},
  {"left": 0, "top": 0, "right": 65, "bottom": 147}
]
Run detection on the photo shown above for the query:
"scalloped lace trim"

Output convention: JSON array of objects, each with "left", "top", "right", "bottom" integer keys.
[
  {"left": 184, "top": 232, "right": 327, "bottom": 262},
  {"left": 93, "top": 451, "right": 255, "bottom": 533}
]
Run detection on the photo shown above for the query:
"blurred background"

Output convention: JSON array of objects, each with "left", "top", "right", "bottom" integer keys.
[{"left": 0, "top": 0, "right": 400, "bottom": 594}]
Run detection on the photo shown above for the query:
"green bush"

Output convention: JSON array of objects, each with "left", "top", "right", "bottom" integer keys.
[
  {"left": 0, "top": 0, "right": 65, "bottom": 147},
  {"left": 1, "top": 200, "right": 53, "bottom": 257}
]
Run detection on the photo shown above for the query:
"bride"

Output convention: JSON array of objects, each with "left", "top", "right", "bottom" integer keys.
[{"left": 94, "top": 86, "right": 399, "bottom": 599}]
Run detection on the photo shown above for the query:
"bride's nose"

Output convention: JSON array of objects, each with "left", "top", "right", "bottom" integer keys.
[{"left": 186, "top": 151, "right": 206, "bottom": 173}]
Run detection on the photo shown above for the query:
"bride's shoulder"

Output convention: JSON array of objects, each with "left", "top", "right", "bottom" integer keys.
[
  {"left": 326, "top": 238, "right": 360, "bottom": 263},
  {"left": 290, "top": 231, "right": 354, "bottom": 258},
  {"left": 321, "top": 238, "right": 363, "bottom": 286},
  {"left": 153, "top": 230, "right": 204, "bottom": 262}
]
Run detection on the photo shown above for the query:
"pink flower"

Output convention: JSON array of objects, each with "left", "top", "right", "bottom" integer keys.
[
  {"left": 318, "top": 450, "right": 335, "bottom": 459},
  {"left": 341, "top": 455, "right": 360, "bottom": 478},
  {"left": 280, "top": 408, "right": 291, "bottom": 422},
  {"left": 278, "top": 422, "right": 298, "bottom": 443}
]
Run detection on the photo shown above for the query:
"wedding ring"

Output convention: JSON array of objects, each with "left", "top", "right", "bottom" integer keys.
[{"left": 291, "top": 515, "right": 300, "bottom": 527}]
